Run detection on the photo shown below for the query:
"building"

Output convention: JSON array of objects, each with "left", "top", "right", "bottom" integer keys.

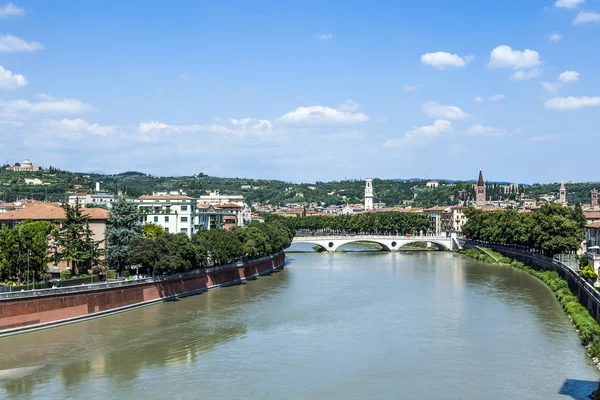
[
  {"left": 586, "top": 222, "right": 600, "bottom": 276},
  {"left": 7, "top": 159, "right": 40, "bottom": 172},
  {"left": 426, "top": 180, "right": 439, "bottom": 188},
  {"left": 559, "top": 181, "right": 567, "bottom": 205},
  {"left": 68, "top": 183, "right": 118, "bottom": 208},
  {"left": 0, "top": 202, "right": 108, "bottom": 274},
  {"left": 476, "top": 170, "right": 486, "bottom": 208},
  {"left": 24, "top": 178, "right": 43, "bottom": 185},
  {"left": 424, "top": 206, "right": 448, "bottom": 235},
  {"left": 136, "top": 194, "right": 197, "bottom": 236},
  {"left": 364, "top": 178, "right": 374, "bottom": 211},
  {"left": 197, "top": 191, "right": 250, "bottom": 226},
  {"left": 440, "top": 206, "right": 467, "bottom": 233},
  {"left": 195, "top": 204, "right": 235, "bottom": 231}
]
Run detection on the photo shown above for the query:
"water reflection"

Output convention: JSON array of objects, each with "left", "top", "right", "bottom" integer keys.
[{"left": 0, "top": 253, "right": 597, "bottom": 400}]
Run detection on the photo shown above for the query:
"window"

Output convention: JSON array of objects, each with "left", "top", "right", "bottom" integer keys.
[
  {"left": 181, "top": 217, "right": 188, "bottom": 222},
  {"left": 181, "top": 205, "right": 188, "bottom": 211},
  {"left": 164, "top": 227, "right": 169, "bottom": 233},
  {"left": 153, "top": 216, "right": 158, "bottom": 223},
  {"left": 181, "top": 228, "right": 188, "bottom": 233},
  {"left": 165, "top": 216, "right": 169, "bottom": 222}
]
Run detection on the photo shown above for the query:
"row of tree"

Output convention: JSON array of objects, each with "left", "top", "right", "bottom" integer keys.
[
  {"left": 462, "top": 203, "right": 586, "bottom": 256},
  {"left": 0, "top": 204, "right": 104, "bottom": 282},
  {"left": 293, "top": 212, "right": 431, "bottom": 235},
  {"left": 105, "top": 198, "right": 295, "bottom": 276}
]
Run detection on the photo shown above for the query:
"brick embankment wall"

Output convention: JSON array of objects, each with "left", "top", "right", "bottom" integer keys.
[
  {"left": 463, "top": 241, "right": 600, "bottom": 324},
  {"left": 0, "top": 252, "right": 285, "bottom": 336}
]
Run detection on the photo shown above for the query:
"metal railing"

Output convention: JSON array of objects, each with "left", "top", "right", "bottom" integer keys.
[
  {"left": 464, "top": 240, "right": 600, "bottom": 305},
  {"left": 0, "top": 252, "right": 283, "bottom": 301}
]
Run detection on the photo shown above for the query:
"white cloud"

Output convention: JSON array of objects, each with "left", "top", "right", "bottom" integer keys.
[
  {"left": 383, "top": 119, "right": 452, "bottom": 148},
  {"left": 422, "top": 101, "right": 469, "bottom": 120},
  {"left": 558, "top": 70, "right": 579, "bottom": 83},
  {"left": 278, "top": 105, "right": 368, "bottom": 124},
  {"left": 555, "top": 0, "right": 584, "bottom": 8},
  {"left": 35, "top": 93, "right": 55, "bottom": 101},
  {"left": 1, "top": 98, "right": 94, "bottom": 114},
  {"left": 488, "top": 94, "right": 506, "bottom": 102},
  {"left": 530, "top": 134, "right": 561, "bottom": 142},
  {"left": 420, "top": 52, "right": 473, "bottom": 70},
  {"left": 44, "top": 118, "right": 118, "bottom": 136},
  {"left": 0, "top": 2, "right": 25, "bottom": 18},
  {"left": 467, "top": 125, "right": 508, "bottom": 136},
  {"left": 475, "top": 96, "right": 483, "bottom": 102},
  {"left": 402, "top": 84, "right": 422, "bottom": 91},
  {"left": 544, "top": 96, "right": 600, "bottom": 110},
  {"left": 573, "top": 11, "right": 600, "bottom": 24},
  {"left": 488, "top": 45, "right": 541, "bottom": 70},
  {"left": 0, "top": 34, "right": 43, "bottom": 52},
  {"left": 319, "top": 33, "right": 333, "bottom": 40},
  {"left": 549, "top": 32, "right": 564, "bottom": 42},
  {"left": 0, "top": 65, "right": 26, "bottom": 90},
  {"left": 541, "top": 81, "right": 561, "bottom": 94},
  {"left": 511, "top": 68, "right": 542, "bottom": 81},
  {"left": 136, "top": 118, "right": 275, "bottom": 142},
  {"left": 337, "top": 99, "right": 359, "bottom": 112}
]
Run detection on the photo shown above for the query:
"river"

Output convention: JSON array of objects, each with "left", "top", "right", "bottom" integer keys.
[{"left": 0, "top": 249, "right": 598, "bottom": 399}]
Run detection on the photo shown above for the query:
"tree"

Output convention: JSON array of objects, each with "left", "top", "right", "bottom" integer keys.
[
  {"left": 581, "top": 264, "right": 598, "bottom": 282},
  {"left": 106, "top": 197, "right": 141, "bottom": 272},
  {"left": 0, "top": 221, "right": 54, "bottom": 283},
  {"left": 141, "top": 223, "right": 166, "bottom": 239},
  {"left": 54, "top": 203, "right": 103, "bottom": 275}
]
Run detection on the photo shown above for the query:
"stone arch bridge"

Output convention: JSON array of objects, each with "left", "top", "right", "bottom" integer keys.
[{"left": 292, "top": 234, "right": 461, "bottom": 252}]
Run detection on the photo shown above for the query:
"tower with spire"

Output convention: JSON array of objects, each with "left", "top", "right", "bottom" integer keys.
[
  {"left": 475, "top": 170, "right": 486, "bottom": 208},
  {"left": 364, "top": 178, "right": 374, "bottom": 211},
  {"left": 560, "top": 181, "right": 567, "bottom": 206}
]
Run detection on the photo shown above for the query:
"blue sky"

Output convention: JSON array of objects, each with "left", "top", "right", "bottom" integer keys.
[{"left": 0, "top": 0, "right": 599, "bottom": 183}]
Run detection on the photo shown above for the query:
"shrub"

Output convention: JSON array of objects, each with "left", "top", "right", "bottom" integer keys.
[
  {"left": 581, "top": 265, "right": 598, "bottom": 282},
  {"left": 60, "top": 271, "right": 72, "bottom": 279},
  {"left": 106, "top": 269, "right": 117, "bottom": 279},
  {"left": 122, "top": 270, "right": 130, "bottom": 278}
]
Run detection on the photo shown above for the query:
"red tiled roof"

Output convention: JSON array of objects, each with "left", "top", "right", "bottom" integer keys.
[
  {"left": 216, "top": 203, "right": 243, "bottom": 209},
  {"left": 0, "top": 202, "right": 108, "bottom": 221},
  {"left": 588, "top": 221, "right": 600, "bottom": 229}
]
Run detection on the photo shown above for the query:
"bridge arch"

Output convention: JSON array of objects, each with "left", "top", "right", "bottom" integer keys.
[
  {"left": 335, "top": 239, "right": 391, "bottom": 252},
  {"left": 398, "top": 240, "right": 449, "bottom": 251}
]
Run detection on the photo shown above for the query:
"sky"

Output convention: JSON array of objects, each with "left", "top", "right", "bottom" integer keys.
[{"left": 0, "top": 0, "right": 599, "bottom": 184}]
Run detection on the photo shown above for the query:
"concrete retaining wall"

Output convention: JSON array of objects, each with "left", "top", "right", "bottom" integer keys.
[{"left": 0, "top": 252, "right": 285, "bottom": 337}]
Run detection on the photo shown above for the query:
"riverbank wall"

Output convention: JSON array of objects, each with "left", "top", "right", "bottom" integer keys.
[
  {"left": 462, "top": 241, "right": 600, "bottom": 323},
  {"left": 0, "top": 252, "right": 285, "bottom": 337}
]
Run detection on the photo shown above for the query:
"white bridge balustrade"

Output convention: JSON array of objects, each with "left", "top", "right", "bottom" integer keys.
[{"left": 292, "top": 233, "right": 461, "bottom": 252}]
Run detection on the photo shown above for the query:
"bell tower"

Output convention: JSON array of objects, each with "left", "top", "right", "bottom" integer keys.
[
  {"left": 364, "top": 178, "right": 374, "bottom": 210},
  {"left": 476, "top": 170, "right": 486, "bottom": 208},
  {"left": 560, "top": 181, "right": 567, "bottom": 206},
  {"left": 592, "top": 188, "right": 598, "bottom": 211}
]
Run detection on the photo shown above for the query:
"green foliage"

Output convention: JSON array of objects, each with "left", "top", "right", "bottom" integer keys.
[
  {"left": 106, "top": 269, "right": 117, "bottom": 279},
  {"left": 462, "top": 203, "right": 585, "bottom": 257},
  {"left": 53, "top": 203, "right": 104, "bottom": 275},
  {"left": 294, "top": 212, "right": 431, "bottom": 235},
  {"left": 106, "top": 197, "right": 142, "bottom": 271},
  {"left": 0, "top": 220, "right": 54, "bottom": 282},
  {"left": 141, "top": 223, "right": 166, "bottom": 239},
  {"left": 56, "top": 275, "right": 99, "bottom": 287},
  {"left": 130, "top": 219, "right": 294, "bottom": 275},
  {"left": 581, "top": 265, "right": 598, "bottom": 281},
  {"left": 60, "top": 271, "right": 72, "bottom": 279}
]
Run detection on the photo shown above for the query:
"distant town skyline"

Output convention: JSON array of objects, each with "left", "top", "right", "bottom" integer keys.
[{"left": 0, "top": 1, "right": 598, "bottom": 183}]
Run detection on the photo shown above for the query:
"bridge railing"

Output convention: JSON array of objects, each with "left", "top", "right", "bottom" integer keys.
[{"left": 293, "top": 234, "right": 449, "bottom": 240}]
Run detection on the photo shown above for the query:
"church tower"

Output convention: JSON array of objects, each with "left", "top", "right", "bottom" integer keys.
[
  {"left": 592, "top": 189, "right": 598, "bottom": 211},
  {"left": 475, "top": 170, "right": 486, "bottom": 208},
  {"left": 364, "top": 178, "right": 374, "bottom": 210},
  {"left": 560, "top": 181, "right": 567, "bottom": 206}
]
